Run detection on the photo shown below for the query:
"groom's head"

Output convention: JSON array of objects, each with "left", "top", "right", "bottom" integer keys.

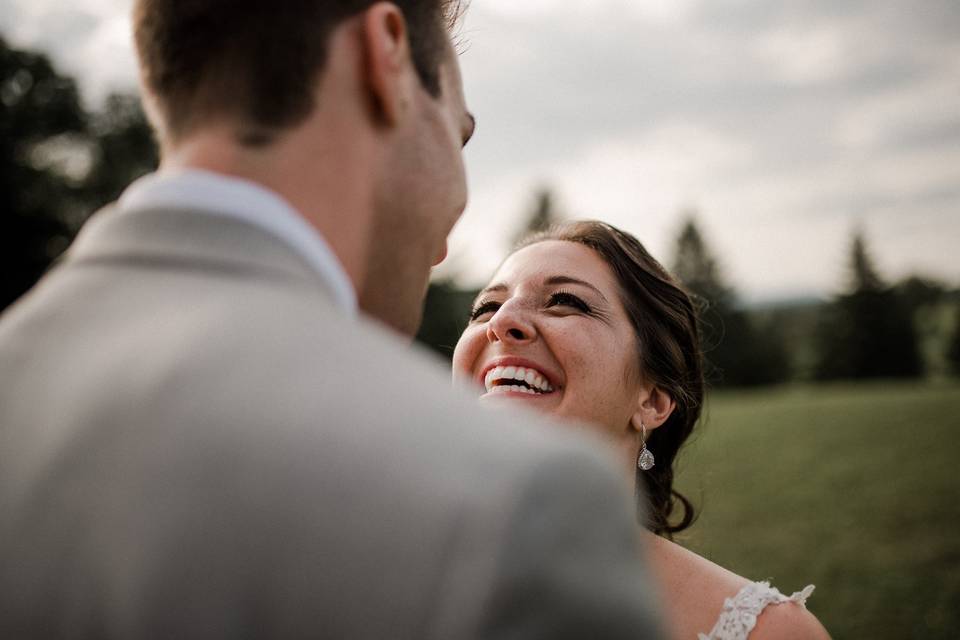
[
  {"left": 132, "top": 1, "right": 475, "bottom": 336},
  {"left": 133, "top": 0, "right": 464, "bottom": 146}
]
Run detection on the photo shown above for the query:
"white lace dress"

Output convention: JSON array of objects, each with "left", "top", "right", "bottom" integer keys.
[{"left": 697, "top": 581, "right": 816, "bottom": 640}]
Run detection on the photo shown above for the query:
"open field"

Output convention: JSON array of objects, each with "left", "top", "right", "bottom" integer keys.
[{"left": 674, "top": 381, "right": 960, "bottom": 639}]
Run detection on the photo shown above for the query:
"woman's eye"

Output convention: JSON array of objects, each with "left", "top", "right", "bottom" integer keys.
[
  {"left": 470, "top": 301, "right": 501, "bottom": 321},
  {"left": 548, "top": 292, "right": 591, "bottom": 313}
]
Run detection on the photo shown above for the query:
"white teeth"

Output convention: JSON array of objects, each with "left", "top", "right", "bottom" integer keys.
[
  {"left": 490, "top": 384, "right": 532, "bottom": 395},
  {"left": 484, "top": 366, "right": 503, "bottom": 392},
  {"left": 483, "top": 364, "right": 555, "bottom": 395}
]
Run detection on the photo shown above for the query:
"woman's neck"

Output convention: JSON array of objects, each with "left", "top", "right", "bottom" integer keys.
[{"left": 641, "top": 530, "right": 749, "bottom": 640}]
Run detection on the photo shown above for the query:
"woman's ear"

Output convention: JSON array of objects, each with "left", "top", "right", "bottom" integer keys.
[
  {"left": 361, "top": 3, "right": 414, "bottom": 126},
  {"left": 630, "top": 385, "right": 676, "bottom": 434}
]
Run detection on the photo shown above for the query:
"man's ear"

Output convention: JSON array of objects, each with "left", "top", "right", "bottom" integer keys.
[
  {"left": 629, "top": 385, "right": 676, "bottom": 434},
  {"left": 361, "top": 2, "right": 415, "bottom": 127}
]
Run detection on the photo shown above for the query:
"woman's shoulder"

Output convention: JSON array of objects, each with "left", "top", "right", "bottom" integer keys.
[
  {"left": 747, "top": 586, "right": 831, "bottom": 640},
  {"left": 645, "top": 534, "right": 829, "bottom": 640}
]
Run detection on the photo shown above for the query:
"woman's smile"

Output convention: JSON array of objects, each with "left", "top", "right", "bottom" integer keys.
[{"left": 475, "top": 356, "right": 559, "bottom": 401}]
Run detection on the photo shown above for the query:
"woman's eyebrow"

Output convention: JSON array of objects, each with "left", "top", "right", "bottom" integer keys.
[
  {"left": 544, "top": 275, "right": 609, "bottom": 304},
  {"left": 472, "top": 283, "right": 507, "bottom": 307},
  {"left": 478, "top": 283, "right": 507, "bottom": 297}
]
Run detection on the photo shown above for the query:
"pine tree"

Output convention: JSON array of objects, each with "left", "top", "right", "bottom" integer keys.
[
  {"left": 814, "top": 230, "right": 922, "bottom": 380},
  {"left": 512, "top": 187, "right": 561, "bottom": 247},
  {"left": 672, "top": 217, "right": 736, "bottom": 308},
  {"left": 849, "top": 233, "right": 884, "bottom": 293},
  {"left": 671, "top": 215, "right": 789, "bottom": 386}
]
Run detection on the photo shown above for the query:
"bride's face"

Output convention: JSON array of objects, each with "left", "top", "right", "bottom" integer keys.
[{"left": 453, "top": 240, "right": 645, "bottom": 441}]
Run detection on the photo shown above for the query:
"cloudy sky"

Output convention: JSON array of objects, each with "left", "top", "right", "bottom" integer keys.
[{"left": 3, "top": 0, "right": 958, "bottom": 301}]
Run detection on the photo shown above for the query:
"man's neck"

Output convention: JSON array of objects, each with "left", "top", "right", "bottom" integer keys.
[{"left": 162, "top": 129, "right": 375, "bottom": 299}]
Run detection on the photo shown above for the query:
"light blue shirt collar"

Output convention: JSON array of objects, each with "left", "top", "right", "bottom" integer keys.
[{"left": 119, "top": 169, "right": 357, "bottom": 315}]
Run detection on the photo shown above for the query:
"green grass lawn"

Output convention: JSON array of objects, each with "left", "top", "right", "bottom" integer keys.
[{"left": 673, "top": 381, "right": 960, "bottom": 639}]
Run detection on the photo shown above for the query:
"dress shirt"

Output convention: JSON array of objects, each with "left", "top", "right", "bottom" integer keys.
[{"left": 119, "top": 169, "right": 357, "bottom": 315}]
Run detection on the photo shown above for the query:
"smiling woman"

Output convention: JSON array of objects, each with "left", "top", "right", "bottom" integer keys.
[
  {"left": 452, "top": 220, "right": 831, "bottom": 640},
  {"left": 454, "top": 221, "right": 701, "bottom": 535}
]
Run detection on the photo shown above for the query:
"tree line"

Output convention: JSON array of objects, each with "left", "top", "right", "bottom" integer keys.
[
  {"left": 416, "top": 188, "right": 960, "bottom": 386},
  {"left": 4, "top": 35, "right": 959, "bottom": 385}
]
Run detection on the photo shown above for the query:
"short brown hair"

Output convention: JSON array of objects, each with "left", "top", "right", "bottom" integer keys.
[
  {"left": 518, "top": 221, "right": 705, "bottom": 537},
  {"left": 133, "top": 0, "right": 465, "bottom": 144}
]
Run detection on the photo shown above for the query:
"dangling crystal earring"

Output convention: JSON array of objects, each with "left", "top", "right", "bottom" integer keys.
[{"left": 637, "top": 422, "right": 655, "bottom": 471}]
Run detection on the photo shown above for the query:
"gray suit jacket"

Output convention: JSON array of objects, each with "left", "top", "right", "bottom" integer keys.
[{"left": 0, "top": 205, "right": 663, "bottom": 639}]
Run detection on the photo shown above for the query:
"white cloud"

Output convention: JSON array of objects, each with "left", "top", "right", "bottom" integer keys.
[
  {"left": 752, "top": 22, "right": 852, "bottom": 85},
  {"left": 0, "top": 0, "right": 136, "bottom": 106},
  {"left": 478, "top": 0, "right": 701, "bottom": 25},
  {"left": 833, "top": 66, "right": 960, "bottom": 150}
]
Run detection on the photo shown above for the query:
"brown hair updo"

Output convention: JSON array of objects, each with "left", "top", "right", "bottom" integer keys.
[{"left": 518, "top": 220, "right": 705, "bottom": 537}]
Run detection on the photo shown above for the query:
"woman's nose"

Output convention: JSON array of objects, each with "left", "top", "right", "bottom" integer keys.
[{"left": 486, "top": 300, "right": 536, "bottom": 344}]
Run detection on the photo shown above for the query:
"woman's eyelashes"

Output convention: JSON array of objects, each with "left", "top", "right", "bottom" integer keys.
[
  {"left": 470, "top": 300, "right": 501, "bottom": 321},
  {"left": 469, "top": 290, "right": 593, "bottom": 322},
  {"left": 547, "top": 291, "right": 592, "bottom": 313}
]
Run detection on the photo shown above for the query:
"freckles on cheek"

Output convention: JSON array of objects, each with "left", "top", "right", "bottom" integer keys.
[
  {"left": 562, "top": 352, "right": 591, "bottom": 385},
  {"left": 565, "top": 338, "right": 621, "bottom": 388}
]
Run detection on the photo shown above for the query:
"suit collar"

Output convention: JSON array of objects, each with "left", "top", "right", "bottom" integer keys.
[
  {"left": 115, "top": 169, "right": 357, "bottom": 314},
  {"left": 68, "top": 204, "right": 351, "bottom": 308}
]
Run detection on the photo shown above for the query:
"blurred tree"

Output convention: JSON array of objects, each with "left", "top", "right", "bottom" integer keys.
[
  {"left": 1, "top": 36, "right": 87, "bottom": 311},
  {"left": 415, "top": 280, "right": 478, "bottom": 360},
  {"left": 849, "top": 232, "right": 883, "bottom": 293},
  {"left": 672, "top": 216, "right": 735, "bottom": 309},
  {"left": 895, "top": 276, "right": 949, "bottom": 376},
  {"left": 1, "top": 35, "right": 160, "bottom": 314},
  {"left": 511, "top": 186, "right": 562, "bottom": 247},
  {"left": 814, "top": 231, "right": 922, "bottom": 380},
  {"left": 753, "top": 300, "right": 822, "bottom": 381},
  {"left": 894, "top": 276, "right": 945, "bottom": 311},
  {"left": 671, "top": 215, "right": 789, "bottom": 387},
  {"left": 82, "top": 93, "right": 158, "bottom": 211},
  {"left": 948, "top": 305, "right": 960, "bottom": 376}
]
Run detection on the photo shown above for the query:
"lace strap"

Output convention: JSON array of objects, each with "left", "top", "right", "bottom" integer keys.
[{"left": 697, "top": 581, "right": 815, "bottom": 640}]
